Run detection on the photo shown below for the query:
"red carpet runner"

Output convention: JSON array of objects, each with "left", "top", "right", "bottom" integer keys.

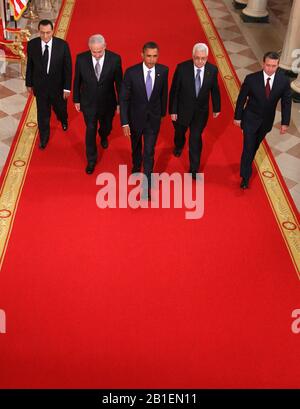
[{"left": 0, "top": 0, "right": 300, "bottom": 388}]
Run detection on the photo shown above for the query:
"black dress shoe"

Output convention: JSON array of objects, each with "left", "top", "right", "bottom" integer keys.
[
  {"left": 39, "top": 140, "right": 48, "bottom": 149},
  {"left": 85, "top": 162, "right": 96, "bottom": 174},
  {"left": 173, "top": 148, "right": 182, "bottom": 157},
  {"left": 61, "top": 121, "right": 68, "bottom": 131},
  {"left": 189, "top": 169, "right": 197, "bottom": 180},
  {"left": 240, "top": 178, "right": 249, "bottom": 189},
  {"left": 101, "top": 138, "right": 108, "bottom": 149}
]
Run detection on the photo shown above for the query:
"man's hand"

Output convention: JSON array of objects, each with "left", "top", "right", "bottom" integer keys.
[
  {"left": 280, "top": 125, "right": 288, "bottom": 134},
  {"left": 116, "top": 105, "right": 120, "bottom": 114},
  {"left": 74, "top": 103, "right": 80, "bottom": 112},
  {"left": 213, "top": 112, "right": 220, "bottom": 118},
  {"left": 234, "top": 119, "right": 241, "bottom": 127},
  {"left": 63, "top": 91, "right": 71, "bottom": 100},
  {"left": 171, "top": 114, "right": 177, "bottom": 121},
  {"left": 122, "top": 125, "right": 131, "bottom": 137}
]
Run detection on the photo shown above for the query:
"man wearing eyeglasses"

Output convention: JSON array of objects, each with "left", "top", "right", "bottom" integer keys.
[{"left": 169, "top": 43, "right": 221, "bottom": 179}]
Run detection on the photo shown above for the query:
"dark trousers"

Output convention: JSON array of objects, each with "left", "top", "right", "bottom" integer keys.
[
  {"left": 240, "top": 129, "right": 266, "bottom": 180},
  {"left": 130, "top": 121, "right": 158, "bottom": 184},
  {"left": 36, "top": 91, "right": 67, "bottom": 143},
  {"left": 83, "top": 110, "right": 114, "bottom": 164},
  {"left": 173, "top": 118, "right": 205, "bottom": 172}
]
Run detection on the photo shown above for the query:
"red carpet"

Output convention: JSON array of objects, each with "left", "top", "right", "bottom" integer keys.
[{"left": 0, "top": 0, "right": 300, "bottom": 388}]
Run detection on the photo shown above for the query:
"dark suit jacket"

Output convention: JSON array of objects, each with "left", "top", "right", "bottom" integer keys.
[
  {"left": 234, "top": 69, "right": 292, "bottom": 135},
  {"left": 120, "top": 63, "right": 169, "bottom": 134},
  {"left": 73, "top": 49, "right": 122, "bottom": 115},
  {"left": 25, "top": 36, "right": 72, "bottom": 95},
  {"left": 169, "top": 60, "right": 220, "bottom": 128}
]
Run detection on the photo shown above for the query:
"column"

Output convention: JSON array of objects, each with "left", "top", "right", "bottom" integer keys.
[
  {"left": 279, "top": 0, "right": 300, "bottom": 73},
  {"left": 233, "top": 0, "right": 248, "bottom": 9},
  {"left": 291, "top": 72, "right": 300, "bottom": 103},
  {"left": 241, "top": 0, "right": 269, "bottom": 23}
]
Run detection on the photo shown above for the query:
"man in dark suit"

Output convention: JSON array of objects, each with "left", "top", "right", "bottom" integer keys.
[
  {"left": 169, "top": 43, "right": 221, "bottom": 179},
  {"left": 234, "top": 51, "right": 292, "bottom": 189},
  {"left": 26, "top": 19, "right": 72, "bottom": 149},
  {"left": 73, "top": 34, "right": 122, "bottom": 174},
  {"left": 120, "top": 41, "right": 168, "bottom": 198}
]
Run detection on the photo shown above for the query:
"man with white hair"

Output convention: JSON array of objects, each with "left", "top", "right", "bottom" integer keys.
[
  {"left": 169, "top": 43, "right": 221, "bottom": 178},
  {"left": 73, "top": 34, "right": 123, "bottom": 174}
]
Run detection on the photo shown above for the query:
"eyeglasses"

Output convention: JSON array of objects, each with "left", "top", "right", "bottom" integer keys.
[{"left": 193, "top": 57, "right": 207, "bottom": 61}]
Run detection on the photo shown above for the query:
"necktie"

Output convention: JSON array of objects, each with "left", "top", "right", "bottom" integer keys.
[
  {"left": 42, "top": 44, "right": 49, "bottom": 74},
  {"left": 265, "top": 77, "right": 271, "bottom": 98},
  {"left": 195, "top": 68, "right": 201, "bottom": 97},
  {"left": 95, "top": 59, "right": 101, "bottom": 81},
  {"left": 145, "top": 70, "right": 152, "bottom": 100}
]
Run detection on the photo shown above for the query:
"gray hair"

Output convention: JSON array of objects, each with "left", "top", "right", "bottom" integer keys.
[
  {"left": 192, "top": 43, "right": 209, "bottom": 56},
  {"left": 88, "top": 34, "right": 106, "bottom": 47}
]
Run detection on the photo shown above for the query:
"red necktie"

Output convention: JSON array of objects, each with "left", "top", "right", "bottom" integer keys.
[{"left": 265, "top": 77, "right": 271, "bottom": 98}]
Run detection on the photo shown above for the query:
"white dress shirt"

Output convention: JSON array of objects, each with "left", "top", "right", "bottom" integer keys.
[
  {"left": 42, "top": 38, "right": 70, "bottom": 93},
  {"left": 194, "top": 65, "right": 205, "bottom": 86},
  {"left": 122, "top": 63, "right": 156, "bottom": 127},
  {"left": 92, "top": 53, "right": 105, "bottom": 76},
  {"left": 143, "top": 63, "right": 155, "bottom": 90},
  {"left": 41, "top": 38, "right": 52, "bottom": 74},
  {"left": 263, "top": 71, "right": 275, "bottom": 89}
]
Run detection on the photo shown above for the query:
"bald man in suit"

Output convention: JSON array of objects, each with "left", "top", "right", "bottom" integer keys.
[{"left": 73, "top": 34, "right": 122, "bottom": 174}]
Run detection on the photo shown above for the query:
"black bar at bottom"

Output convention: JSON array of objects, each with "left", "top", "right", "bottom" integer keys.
[{"left": 0, "top": 389, "right": 299, "bottom": 407}]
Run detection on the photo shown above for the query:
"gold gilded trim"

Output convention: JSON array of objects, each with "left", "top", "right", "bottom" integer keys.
[
  {"left": 0, "top": 0, "right": 76, "bottom": 270},
  {"left": 0, "top": 99, "right": 36, "bottom": 270},
  {"left": 192, "top": 0, "right": 300, "bottom": 277},
  {"left": 55, "top": 0, "right": 76, "bottom": 40}
]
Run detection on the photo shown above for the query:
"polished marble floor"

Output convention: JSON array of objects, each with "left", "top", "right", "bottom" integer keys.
[{"left": 0, "top": 0, "right": 299, "bottom": 210}]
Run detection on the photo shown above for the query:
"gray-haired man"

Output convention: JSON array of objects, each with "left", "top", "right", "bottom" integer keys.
[
  {"left": 169, "top": 43, "right": 221, "bottom": 178},
  {"left": 73, "top": 34, "right": 123, "bottom": 174}
]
